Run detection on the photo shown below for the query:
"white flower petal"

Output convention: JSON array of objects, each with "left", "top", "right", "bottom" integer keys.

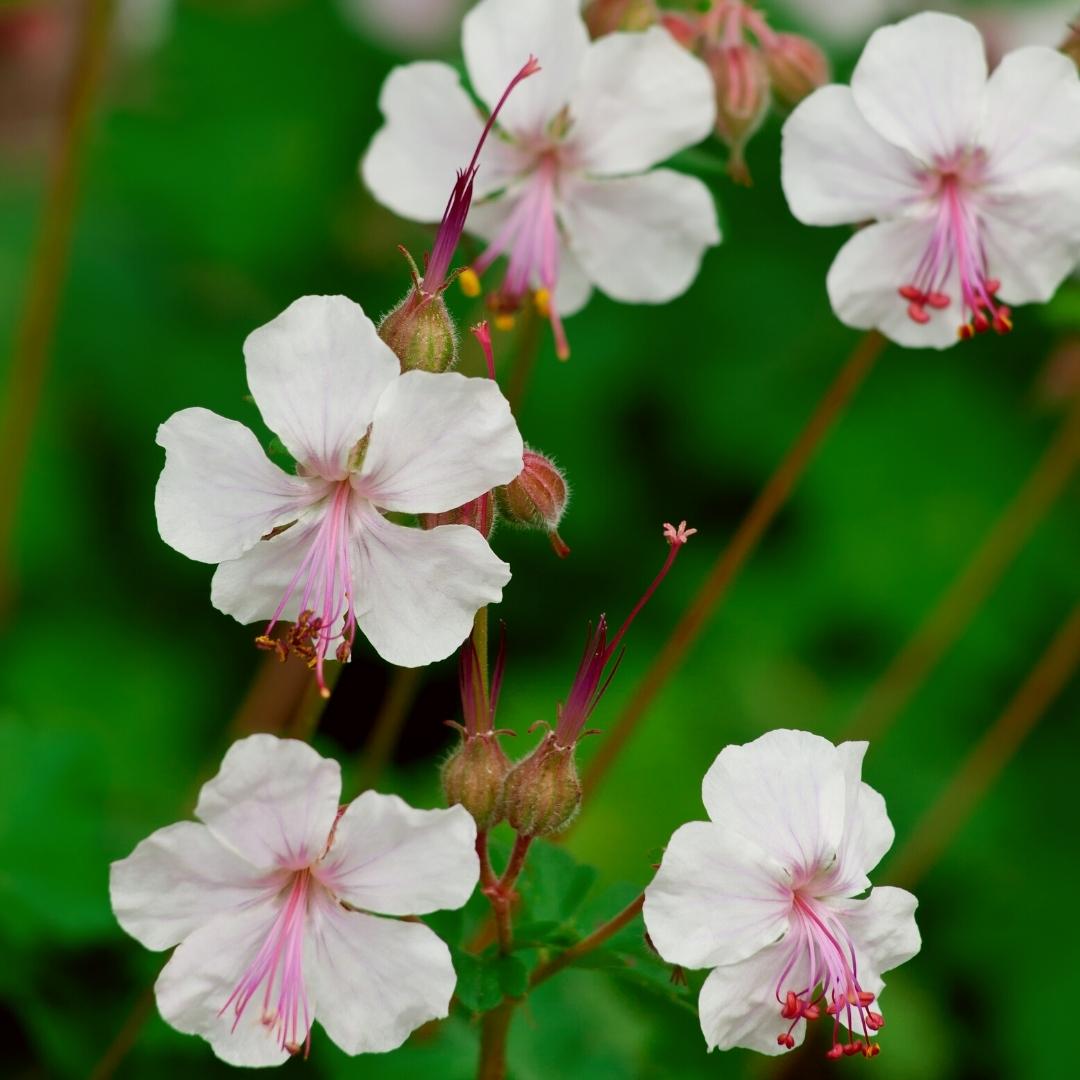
[
  {"left": 836, "top": 885, "right": 921, "bottom": 988},
  {"left": 244, "top": 296, "right": 399, "bottom": 480},
  {"left": 698, "top": 941, "right": 807, "bottom": 1055},
  {"left": 462, "top": 0, "right": 588, "bottom": 138},
  {"left": 781, "top": 84, "right": 923, "bottom": 227},
  {"left": 826, "top": 218, "right": 962, "bottom": 350},
  {"left": 110, "top": 821, "right": 272, "bottom": 952},
  {"left": 361, "top": 62, "right": 525, "bottom": 224},
  {"left": 306, "top": 897, "right": 456, "bottom": 1054},
  {"left": 554, "top": 242, "right": 593, "bottom": 317},
  {"left": 358, "top": 370, "right": 523, "bottom": 514},
  {"left": 351, "top": 512, "right": 510, "bottom": 668},
  {"left": 701, "top": 729, "right": 848, "bottom": 877},
  {"left": 981, "top": 47, "right": 1080, "bottom": 189},
  {"left": 851, "top": 13, "right": 987, "bottom": 164},
  {"left": 319, "top": 793, "right": 478, "bottom": 915},
  {"left": 155, "top": 408, "right": 315, "bottom": 565},
  {"left": 644, "top": 821, "right": 791, "bottom": 970},
  {"left": 154, "top": 898, "right": 293, "bottom": 1068},
  {"left": 210, "top": 514, "right": 325, "bottom": 627},
  {"left": 195, "top": 735, "right": 342, "bottom": 872},
  {"left": 830, "top": 741, "right": 895, "bottom": 894},
  {"left": 559, "top": 170, "right": 719, "bottom": 304},
  {"left": 569, "top": 27, "right": 715, "bottom": 176}
]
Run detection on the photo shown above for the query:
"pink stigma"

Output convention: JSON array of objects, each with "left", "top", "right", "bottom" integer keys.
[
  {"left": 773, "top": 892, "right": 884, "bottom": 1060},
  {"left": 221, "top": 871, "right": 313, "bottom": 1057},
  {"left": 256, "top": 480, "right": 356, "bottom": 697},
  {"left": 899, "top": 159, "right": 1013, "bottom": 340},
  {"left": 663, "top": 520, "right": 698, "bottom": 547}
]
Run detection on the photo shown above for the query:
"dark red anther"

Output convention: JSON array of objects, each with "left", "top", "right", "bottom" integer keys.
[
  {"left": 864, "top": 1042, "right": 881, "bottom": 1058},
  {"left": 826, "top": 1044, "right": 845, "bottom": 1060},
  {"left": 994, "top": 307, "right": 1013, "bottom": 334},
  {"left": 926, "top": 291, "right": 950, "bottom": 309},
  {"left": 907, "top": 303, "right": 930, "bottom": 324},
  {"left": 777, "top": 1033, "right": 796, "bottom": 1049},
  {"left": 802, "top": 1003, "right": 821, "bottom": 1021},
  {"left": 959, "top": 322, "right": 975, "bottom": 340},
  {"left": 857, "top": 991, "right": 876, "bottom": 1006},
  {"left": 898, "top": 285, "right": 923, "bottom": 302},
  {"left": 843, "top": 1040, "right": 864, "bottom": 1057},
  {"left": 866, "top": 1011, "right": 885, "bottom": 1030},
  {"left": 973, "top": 312, "right": 990, "bottom": 334},
  {"left": 781, "top": 991, "right": 801, "bottom": 1020},
  {"left": 986, "top": 278, "right": 1001, "bottom": 294}
]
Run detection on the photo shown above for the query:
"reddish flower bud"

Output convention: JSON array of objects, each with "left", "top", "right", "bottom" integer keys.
[
  {"left": 705, "top": 41, "right": 771, "bottom": 185},
  {"left": 420, "top": 493, "right": 495, "bottom": 538},
  {"left": 495, "top": 449, "right": 569, "bottom": 557},
  {"left": 503, "top": 733, "right": 582, "bottom": 837},
  {"left": 441, "top": 732, "right": 511, "bottom": 830},
  {"left": 378, "top": 291, "right": 458, "bottom": 373},
  {"left": 762, "top": 32, "right": 830, "bottom": 109}
]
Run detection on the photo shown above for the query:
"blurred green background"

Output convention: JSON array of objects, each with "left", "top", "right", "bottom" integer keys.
[{"left": 1, "top": 1, "right": 1077, "bottom": 1077}]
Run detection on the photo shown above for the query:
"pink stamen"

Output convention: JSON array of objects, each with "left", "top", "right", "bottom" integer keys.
[
  {"left": 899, "top": 164, "right": 1013, "bottom": 340},
  {"left": 220, "top": 871, "right": 312, "bottom": 1057},
  {"left": 772, "top": 892, "right": 883, "bottom": 1060},
  {"left": 256, "top": 480, "right": 355, "bottom": 697}
]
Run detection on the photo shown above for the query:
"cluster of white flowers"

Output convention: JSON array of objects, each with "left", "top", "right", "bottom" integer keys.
[{"left": 111, "top": 0, "right": 1080, "bottom": 1070}]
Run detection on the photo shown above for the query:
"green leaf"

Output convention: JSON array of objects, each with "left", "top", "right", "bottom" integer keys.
[
  {"left": 453, "top": 951, "right": 503, "bottom": 1013},
  {"left": 516, "top": 840, "right": 597, "bottom": 927}
]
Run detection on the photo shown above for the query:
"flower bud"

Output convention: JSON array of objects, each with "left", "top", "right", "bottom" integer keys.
[
  {"left": 495, "top": 449, "right": 569, "bottom": 556},
  {"left": 503, "top": 734, "right": 582, "bottom": 837},
  {"left": 378, "top": 291, "right": 457, "bottom": 373},
  {"left": 420, "top": 493, "right": 494, "bottom": 538},
  {"left": 762, "top": 33, "right": 830, "bottom": 109},
  {"left": 584, "top": 0, "right": 657, "bottom": 37},
  {"left": 705, "top": 41, "right": 771, "bottom": 185},
  {"left": 441, "top": 732, "right": 511, "bottom": 830}
]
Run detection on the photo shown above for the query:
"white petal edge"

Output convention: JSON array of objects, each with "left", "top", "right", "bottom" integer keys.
[
  {"left": 570, "top": 27, "right": 715, "bottom": 176},
  {"left": 244, "top": 295, "right": 399, "bottom": 481},
  {"left": 644, "top": 821, "right": 791, "bottom": 970},
  {"left": 358, "top": 370, "right": 523, "bottom": 514},
  {"left": 781, "top": 84, "right": 923, "bottom": 227},
  {"left": 110, "top": 821, "right": 272, "bottom": 951},
  {"left": 830, "top": 740, "right": 895, "bottom": 894},
  {"left": 195, "top": 734, "right": 342, "bottom": 873},
  {"left": 306, "top": 897, "right": 456, "bottom": 1055},
  {"left": 462, "top": 0, "right": 589, "bottom": 138},
  {"left": 351, "top": 512, "right": 510, "bottom": 668},
  {"left": 319, "top": 793, "right": 479, "bottom": 915},
  {"left": 559, "top": 169, "right": 719, "bottom": 304},
  {"left": 361, "top": 61, "right": 525, "bottom": 224}
]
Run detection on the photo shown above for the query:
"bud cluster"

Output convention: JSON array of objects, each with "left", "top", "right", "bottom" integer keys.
[{"left": 589, "top": 0, "right": 829, "bottom": 184}]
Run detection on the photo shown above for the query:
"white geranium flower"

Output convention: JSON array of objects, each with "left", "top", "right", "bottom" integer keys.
[
  {"left": 644, "top": 729, "right": 920, "bottom": 1060},
  {"left": 781, "top": 11, "right": 1080, "bottom": 349},
  {"left": 155, "top": 294, "right": 523, "bottom": 687},
  {"left": 776, "top": 0, "right": 895, "bottom": 46},
  {"left": 361, "top": 0, "right": 720, "bottom": 358},
  {"left": 110, "top": 734, "right": 479, "bottom": 1065}
]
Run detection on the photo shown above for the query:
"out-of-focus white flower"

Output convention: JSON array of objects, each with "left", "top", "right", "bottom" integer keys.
[
  {"left": 111, "top": 734, "right": 479, "bottom": 1065},
  {"left": 782, "top": 11, "right": 1080, "bottom": 349},
  {"left": 155, "top": 295, "right": 523, "bottom": 684},
  {"left": 337, "top": 0, "right": 469, "bottom": 54},
  {"left": 644, "top": 729, "right": 920, "bottom": 1059},
  {"left": 775, "top": 0, "right": 896, "bottom": 45},
  {"left": 362, "top": 0, "right": 720, "bottom": 358}
]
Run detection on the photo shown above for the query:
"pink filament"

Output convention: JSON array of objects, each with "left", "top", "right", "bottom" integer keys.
[{"left": 221, "top": 872, "right": 313, "bottom": 1056}]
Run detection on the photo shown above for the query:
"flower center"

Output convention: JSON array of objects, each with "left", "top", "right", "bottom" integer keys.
[
  {"left": 899, "top": 156, "right": 1013, "bottom": 340},
  {"left": 221, "top": 870, "right": 313, "bottom": 1057},
  {"left": 470, "top": 150, "right": 570, "bottom": 359},
  {"left": 255, "top": 479, "right": 356, "bottom": 697},
  {"left": 773, "top": 892, "right": 884, "bottom": 1059}
]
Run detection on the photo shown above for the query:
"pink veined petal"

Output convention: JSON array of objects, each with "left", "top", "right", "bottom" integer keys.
[
  {"left": 350, "top": 510, "right": 510, "bottom": 668},
  {"left": 318, "top": 794, "right": 478, "bottom": 916},
  {"left": 851, "top": 13, "right": 988, "bottom": 165},
  {"left": 360, "top": 61, "right": 526, "bottom": 224},
  {"left": 243, "top": 295, "right": 399, "bottom": 481},
  {"left": 357, "top": 370, "right": 523, "bottom": 514},
  {"left": 698, "top": 940, "right": 809, "bottom": 1055},
  {"left": 829, "top": 886, "right": 921, "bottom": 993},
  {"left": 110, "top": 821, "right": 275, "bottom": 952},
  {"left": 155, "top": 408, "right": 316, "bottom": 564},
  {"left": 781, "top": 84, "right": 924, "bottom": 227},
  {"left": 195, "top": 735, "right": 342, "bottom": 873},
  {"left": 644, "top": 821, "right": 792, "bottom": 970},
  {"left": 826, "top": 216, "right": 962, "bottom": 350},
  {"left": 154, "top": 897, "right": 294, "bottom": 1068},
  {"left": 569, "top": 27, "right": 715, "bottom": 177},
  {"left": 701, "top": 729, "right": 848, "bottom": 879},
  {"left": 558, "top": 169, "right": 719, "bottom": 304},
  {"left": 305, "top": 895, "right": 456, "bottom": 1055},
  {"left": 462, "top": 0, "right": 588, "bottom": 139}
]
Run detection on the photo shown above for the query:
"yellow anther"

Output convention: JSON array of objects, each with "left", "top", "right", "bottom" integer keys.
[
  {"left": 458, "top": 267, "right": 481, "bottom": 298},
  {"left": 534, "top": 288, "right": 551, "bottom": 317},
  {"left": 494, "top": 313, "right": 516, "bottom": 332}
]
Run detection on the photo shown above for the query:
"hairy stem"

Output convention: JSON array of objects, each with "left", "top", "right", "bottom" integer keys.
[
  {"left": 488, "top": 833, "right": 532, "bottom": 954},
  {"left": 477, "top": 1000, "right": 515, "bottom": 1080},
  {"left": 583, "top": 330, "right": 886, "bottom": 800}
]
